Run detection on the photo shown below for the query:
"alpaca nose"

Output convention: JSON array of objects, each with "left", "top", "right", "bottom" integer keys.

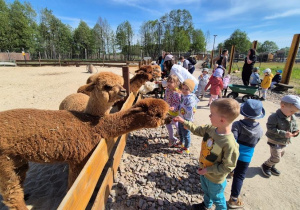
[{"left": 120, "top": 89, "right": 127, "bottom": 97}]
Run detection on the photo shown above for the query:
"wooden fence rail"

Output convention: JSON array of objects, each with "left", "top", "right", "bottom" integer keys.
[{"left": 57, "top": 67, "right": 140, "bottom": 210}]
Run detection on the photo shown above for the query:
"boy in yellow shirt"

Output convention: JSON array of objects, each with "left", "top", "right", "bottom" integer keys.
[
  {"left": 260, "top": 68, "right": 273, "bottom": 101},
  {"left": 173, "top": 98, "right": 240, "bottom": 210}
]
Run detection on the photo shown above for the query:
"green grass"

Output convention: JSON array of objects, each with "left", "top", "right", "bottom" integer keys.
[{"left": 231, "top": 62, "right": 300, "bottom": 93}]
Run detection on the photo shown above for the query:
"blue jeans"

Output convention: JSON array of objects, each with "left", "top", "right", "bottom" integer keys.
[
  {"left": 200, "top": 175, "right": 227, "bottom": 210},
  {"left": 178, "top": 122, "right": 191, "bottom": 148},
  {"left": 231, "top": 160, "right": 250, "bottom": 198}
]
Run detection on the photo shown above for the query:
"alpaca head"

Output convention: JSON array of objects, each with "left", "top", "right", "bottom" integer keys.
[
  {"left": 84, "top": 72, "right": 127, "bottom": 103},
  {"left": 129, "top": 98, "right": 170, "bottom": 127}
]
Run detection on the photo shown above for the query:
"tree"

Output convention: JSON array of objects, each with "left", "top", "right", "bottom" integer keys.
[
  {"left": 7, "top": 0, "right": 37, "bottom": 52},
  {"left": 73, "top": 21, "right": 93, "bottom": 59},
  {"left": 223, "top": 29, "right": 251, "bottom": 54},
  {"left": 38, "top": 9, "right": 73, "bottom": 59},
  {"left": 116, "top": 21, "right": 133, "bottom": 59},
  {"left": 190, "top": 29, "right": 205, "bottom": 53},
  {"left": 204, "top": 30, "right": 210, "bottom": 54},
  {"left": 257, "top": 40, "right": 279, "bottom": 53},
  {"left": 0, "top": 0, "right": 10, "bottom": 51}
]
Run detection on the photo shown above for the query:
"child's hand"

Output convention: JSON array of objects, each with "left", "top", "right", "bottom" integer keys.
[
  {"left": 285, "top": 132, "right": 294, "bottom": 138},
  {"left": 197, "top": 168, "right": 207, "bottom": 175},
  {"left": 169, "top": 107, "right": 175, "bottom": 111},
  {"left": 292, "top": 130, "right": 299, "bottom": 137},
  {"left": 173, "top": 116, "right": 185, "bottom": 123}
]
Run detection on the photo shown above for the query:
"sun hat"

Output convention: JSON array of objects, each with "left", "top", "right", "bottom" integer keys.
[
  {"left": 276, "top": 69, "right": 283, "bottom": 73},
  {"left": 281, "top": 95, "right": 300, "bottom": 110},
  {"left": 202, "top": 68, "right": 209, "bottom": 73},
  {"left": 263, "top": 68, "right": 271, "bottom": 74},
  {"left": 183, "top": 79, "right": 195, "bottom": 92},
  {"left": 213, "top": 68, "right": 223, "bottom": 78},
  {"left": 240, "top": 99, "right": 265, "bottom": 119},
  {"left": 164, "top": 55, "right": 173, "bottom": 62}
]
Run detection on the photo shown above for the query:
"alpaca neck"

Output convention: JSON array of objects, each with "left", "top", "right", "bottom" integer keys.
[
  {"left": 98, "top": 109, "right": 145, "bottom": 139},
  {"left": 85, "top": 92, "right": 113, "bottom": 116}
]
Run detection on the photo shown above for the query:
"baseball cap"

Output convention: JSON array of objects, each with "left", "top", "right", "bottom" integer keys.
[
  {"left": 276, "top": 70, "right": 283, "bottom": 73},
  {"left": 164, "top": 55, "right": 173, "bottom": 62},
  {"left": 281, "top": 95, "right": 300, "bottom": 110}
]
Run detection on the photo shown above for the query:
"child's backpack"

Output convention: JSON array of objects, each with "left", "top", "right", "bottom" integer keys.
[
  {"left": 187, "top": 57, "right": 197, "bottom": 65},
  {"left": 223, "top": 74, "right": 231, "bottom": 89}
]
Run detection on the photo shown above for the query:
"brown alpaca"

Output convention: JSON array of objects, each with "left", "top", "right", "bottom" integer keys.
[
  {"left": 59, "top": 65, "right": 161, "bottom": 113},
  {"left": 0, "top": 98, "right": 169, "bottom": 209}
]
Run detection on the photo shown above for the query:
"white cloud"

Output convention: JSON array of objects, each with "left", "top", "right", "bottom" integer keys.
[{"left": 264, "top": 9, "right": 300, "bottom": 20}]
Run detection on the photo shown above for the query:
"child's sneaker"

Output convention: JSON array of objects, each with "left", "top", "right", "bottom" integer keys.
[
  {"left": 261, "top": 163, "right": 271, "bottom": 177},
  {"left": 174, "top": 142, "right": 183, "bottom": 148},
  {"left": 176, "top": 147, "right": 190, "bottom": 154},
  {"left": 271, "top": 166, "right": 280, "bottom": 176},
  {"left": 227, "top": 197, "right": 244, "bottom": 209}
]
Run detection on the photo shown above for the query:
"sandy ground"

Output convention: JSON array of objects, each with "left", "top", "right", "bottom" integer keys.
[{"left": 0, "top": 65, "right": 299, "bottom": 210}]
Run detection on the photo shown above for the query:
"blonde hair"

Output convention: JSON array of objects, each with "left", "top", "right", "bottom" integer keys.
[
  {"left": 211, "top": 98, "right": 240, "bottom": 123},
  {"left": 167, "top": 74, "right": 180, "bottom": 87}
]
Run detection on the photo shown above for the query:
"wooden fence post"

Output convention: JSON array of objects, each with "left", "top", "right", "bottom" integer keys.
[
  {"left": 122, "top": 66, "right": 130, "bottom": 96},
  {"left": 210, "top": 51, "right": 214, "bottom": 68},
  {"left": 228, "top": 45, "right": 235, "bottom": 74},
  {"left": 281, "top": 34, "right": 300, "bottom": 84}
]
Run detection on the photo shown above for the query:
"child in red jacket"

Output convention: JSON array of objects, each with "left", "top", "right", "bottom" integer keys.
[{"left": 205, "top": 69, "right": 223, "bottom": 106}]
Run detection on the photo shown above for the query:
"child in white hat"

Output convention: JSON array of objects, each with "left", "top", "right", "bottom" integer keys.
[{"left": 197, "top": 68, "right": 210, "bottom": 99}]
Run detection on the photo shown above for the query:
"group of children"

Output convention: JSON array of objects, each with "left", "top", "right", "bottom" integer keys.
[
  {"left": 162, "top": 68, "right": 299, "bottom": 209},
  {"left": 250, "top": 67, "right": 283, "bottom": 100}
]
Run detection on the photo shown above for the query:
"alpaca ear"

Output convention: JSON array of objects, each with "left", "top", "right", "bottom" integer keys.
[
  {"left": 129, "top": 106, "right": 143, "bottom": 113},
  {"left": 84, "top": 82, "right": 96, "bottom": 92}
]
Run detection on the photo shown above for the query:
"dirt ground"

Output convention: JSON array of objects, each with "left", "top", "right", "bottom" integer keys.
[{"left": 0, "top": 65, "right": 299, "bottom": 210}]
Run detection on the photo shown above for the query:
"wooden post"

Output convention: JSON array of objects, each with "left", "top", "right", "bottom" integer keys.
[
  {"left": 139, "top": 61, "right": 142, "bottom": 69},
  {"left": 38, "top": 52, "right": 41, "bottom": 67},
  {"left": 228, "top": 45, "right": 235, "bottom": 74},
  {"left": 281, "top": 34, "right": 300, "bottom": 84},
  {"left": 210, "top": 51, "right": 214, "bottom": 68},
  {"left": 252, "top": 40, "right": 258, "bottom": 50},
  {"left": 122, "top": 66, "right": 130, "bottom": 96},
  {"left": 219, "top": 48, "right": 222, "bottom": 56}
]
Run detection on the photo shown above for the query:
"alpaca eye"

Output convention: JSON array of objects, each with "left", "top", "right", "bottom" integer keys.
[
  {"left": 104, "top": 85, "right": 112, "bottom": 91},
  {"left": 156, "top": 113, "right": 162, "bottom": 118}
]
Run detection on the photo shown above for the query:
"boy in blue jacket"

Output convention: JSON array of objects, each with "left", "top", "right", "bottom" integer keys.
[{"left": 228, "top": 99, "right": 265, "bottom": 208}]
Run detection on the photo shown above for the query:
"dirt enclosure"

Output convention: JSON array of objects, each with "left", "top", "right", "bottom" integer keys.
[{"left": 0, "top": 66, "right": 300, "bottom": 210}]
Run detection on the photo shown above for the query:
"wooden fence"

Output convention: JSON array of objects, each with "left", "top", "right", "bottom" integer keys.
[{"left": 57, "top": 66, "right": 140, "bottom": 210}]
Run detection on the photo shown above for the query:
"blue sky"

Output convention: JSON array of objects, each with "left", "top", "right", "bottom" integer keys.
[{"left": 7, "top": 0, "right": 300, "bottom": 49}]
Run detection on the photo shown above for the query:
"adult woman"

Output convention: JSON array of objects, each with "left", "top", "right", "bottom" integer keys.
[
  {"left": 242, "top": 49, "right": 257, "bottom": 86},
  {"left": 164, "top": 55, "right": 199, "bottom": 92}
]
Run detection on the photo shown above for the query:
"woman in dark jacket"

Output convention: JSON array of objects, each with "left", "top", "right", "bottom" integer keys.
[{"left": 242, "top": 49, "right": 256, "bottom": 86}]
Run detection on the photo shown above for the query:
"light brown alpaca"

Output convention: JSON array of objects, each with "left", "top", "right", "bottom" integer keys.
[
  {"left": 59, "top": 65, "right": 161, "bottom": 113},
  {"left": 59, "top": 72, "right": 126, "bottom": 115},
  {"left": 0, "top": 97, "right": 169, "bottom": 210}
]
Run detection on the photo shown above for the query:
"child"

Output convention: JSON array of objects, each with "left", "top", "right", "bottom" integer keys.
[
  {"left": 205, "top": 68, "right": 223, "bottom": 106},
  {"left": 270, "top": 69, "right": 282, "bottom": 88},
  {"left": 261, "top": 95, "right": 300, "bottom": 177},
  {"left": 197, "top": 68, "right": 210, "bottom": 99},
  {"left": 228, "top": 99, "right": 264, "bottom": 208},
  {"left": 222, "top": 74, "right": 231, "bottom": 97},
  {"left": 172, "top": 79, "right": 199, "bottom": 154},
  {"left": 249, "top": 67, "right": 260, "bottom": 87},
  {"left": 164, "top": 75, "right": 181, "bottom": 147},
  {"left": 260, "top": 68, "right": 273, "bottom": 101},
  {"left": 173, "top": 98, "right": 240, "bottom": 210}
]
